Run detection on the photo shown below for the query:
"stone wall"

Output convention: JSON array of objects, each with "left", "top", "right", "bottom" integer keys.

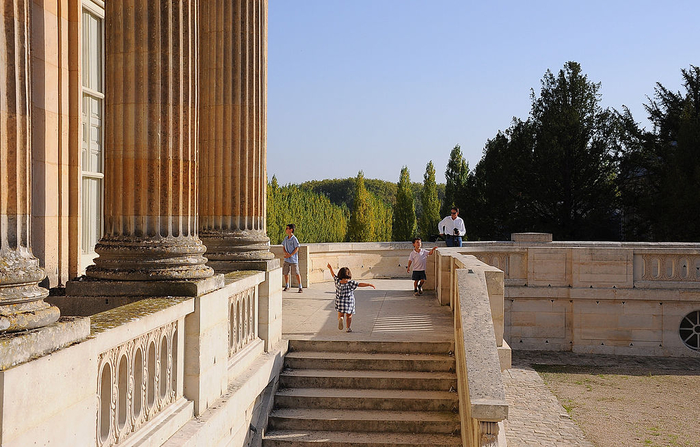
[
  {"left": 0, "top": 272, "right": 285, "bottom": 447},
  {"left": 459, "top": 236, "right": 700, "bottom": 358},
  {"left": 271, "top": 241, "right": 441, "bottom": 289}
]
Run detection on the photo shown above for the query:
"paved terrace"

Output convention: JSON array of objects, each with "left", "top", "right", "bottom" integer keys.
[{"left": 282, "top": 279, "right": 593, "bottom": 446}]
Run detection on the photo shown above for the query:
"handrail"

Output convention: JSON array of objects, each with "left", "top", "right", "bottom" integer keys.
[{"left": 451, "top": 254, "right": 508, "bottom": 447}]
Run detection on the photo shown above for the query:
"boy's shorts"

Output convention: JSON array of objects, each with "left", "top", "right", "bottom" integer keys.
[
  {"left": 283, "top": 262, "right": 299, "bottom": 276},
  {"left": 411, "top": 270, "right": 427, "bottom": 281}
]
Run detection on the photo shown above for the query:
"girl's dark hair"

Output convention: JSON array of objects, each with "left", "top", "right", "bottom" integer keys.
[{"left": 337, "top": 267, "right": 352, "bottom": 280}]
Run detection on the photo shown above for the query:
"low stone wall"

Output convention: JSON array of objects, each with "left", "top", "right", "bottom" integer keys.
[
  {"left": 449, "top": 255, "right": 509, "bottom": 447},
  {"left": 457, "top": 236, "right": 700, "bottom": 358},
  {"left": 0, "top": 269, "right": 286, "bottom": 447},
  {"left": 271, "top": 241, "right": 442, "bottom": 289}
]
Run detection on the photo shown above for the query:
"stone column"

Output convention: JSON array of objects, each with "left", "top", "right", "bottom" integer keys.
[
  {"left": 86, "top": 0, "right": 215, "bottom": 283},
  {"left": 199, "top": 0, "right": 274, "bottom": 271},
  {"left": 0, "top": 0, "right": 60, "bottom": 331}
]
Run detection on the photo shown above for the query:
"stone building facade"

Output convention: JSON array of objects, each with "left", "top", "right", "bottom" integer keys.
[{"left": 1, "top": 0, "right": 273, "bottom": 331}]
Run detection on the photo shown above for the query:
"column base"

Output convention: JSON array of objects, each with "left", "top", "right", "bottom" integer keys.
[
  {"left": 0, "top": 316, "right": 90, "bottom": 370},
  {"left": 207, "top": 258, "right": 280, "bottom": 273},
  {"left": 67, "top": 274, "right": 225, "bottom": 298}
]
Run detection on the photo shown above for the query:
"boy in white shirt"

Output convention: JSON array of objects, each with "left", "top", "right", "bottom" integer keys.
[{"left": 406, "top": 237, "right": 437, "bottom": 296}]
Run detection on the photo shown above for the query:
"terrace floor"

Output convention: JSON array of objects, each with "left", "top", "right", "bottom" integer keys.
[{"left": 281, "top": 279, "right": 593, "bottom": 446}]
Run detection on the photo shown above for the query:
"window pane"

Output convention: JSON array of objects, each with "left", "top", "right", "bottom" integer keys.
[
  {"left": 82, "top": 177, "right": 103, "bottom": 254},
  {"left": 82, "top": 11, "right": 102, "bottom": 92}
]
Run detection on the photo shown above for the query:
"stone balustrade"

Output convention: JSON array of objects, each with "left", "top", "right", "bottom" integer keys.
[
  {"left": 0, "top": 271, "right": 285, "bottom": 447},
  {"left": 275, "top": 239, "right": 700, "bottom": 357},
  {"left": 229, "top": 285, "right": 257, "bottom": 358},
  {"left": 450, "top": 254, "right": 509, "bottom": 447},
  {"left": 95, "top": 309, "right": 186, "bottom": 447}
]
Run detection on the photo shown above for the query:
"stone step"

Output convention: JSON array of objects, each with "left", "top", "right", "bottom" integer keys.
[
  {"left": 288, "top": 340, "right": 454, "bottom": 355},
  {"left": 262, "top": 430, "right": 462, "bottom": 447},
  {"left": 283, "top": 351, "right": 455, "bottom": 372},
  {"left": 279, "top": 368, "right": 457, "bottom": 391},
  {"left": 267, "top": 408, "right": 460, "bottom": 434},
  {"left": 273, "top": 388, "right": 459, "bottom": 412}
]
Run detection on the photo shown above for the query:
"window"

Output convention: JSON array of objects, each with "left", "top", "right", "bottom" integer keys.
[{"left": 81, "top": 2, "right": 105, "bottom": 270}]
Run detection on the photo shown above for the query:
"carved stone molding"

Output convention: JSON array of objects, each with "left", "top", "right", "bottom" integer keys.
[{"left": 96, "top": 321, "right": 178, "bottom": 447}]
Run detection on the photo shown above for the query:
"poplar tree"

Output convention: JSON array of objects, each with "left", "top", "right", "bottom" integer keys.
[
  {"left": 347, "top": 171, "right": 375, "bottom": 242},
  {"left": 441, "top": 145, "right": 469, "bottom": 217},
  {"left": 420, "top": 161, "right": 441, "bottom": 240},
  {"left": 392, "top": 166, "right": 416, "bottom": 241}
]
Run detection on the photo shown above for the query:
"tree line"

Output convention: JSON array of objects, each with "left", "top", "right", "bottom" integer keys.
[
  {"left": 267, "top": 165, "right": 445, "bottom": 243},
  {"left": 452, "top": 62, "right": 700, "bottom": 242},
  {"left": 269, "top": 62, "right": 700, "bottom": 243}
]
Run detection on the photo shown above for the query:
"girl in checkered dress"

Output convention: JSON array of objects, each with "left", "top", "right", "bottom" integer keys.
[{"left": 327, "top": 263, "right": 376, "bottom": 332}]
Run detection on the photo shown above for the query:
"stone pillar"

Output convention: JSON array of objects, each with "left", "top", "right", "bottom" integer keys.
[
  {"left": 0, "top": 0, "right": 60, "bottom": 331},
  {"left": 199, "top": 0, "right": 274, "bottom": 271},
  {"left": 86, "top": 0, "right": 215, "bottom": 283}
]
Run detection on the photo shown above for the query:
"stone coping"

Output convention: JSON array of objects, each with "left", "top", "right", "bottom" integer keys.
[
  {"left": 0, "top": 316, "right": 90, "bottom": 370},
  {"left": 67, "top": 274, "right": 226, "bottom": 297},
  {"left": 456, "top": 267, "right": 508, "bottom": 421},
  {"left": 90, "top": 297, "right": 192, "bottom": 337}
]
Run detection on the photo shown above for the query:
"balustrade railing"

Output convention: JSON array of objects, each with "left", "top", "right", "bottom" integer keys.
[
  {"left": 229, "top": 285, "right": 258, "bottom": 358},
  {"left": 637, "top": 252, "right": 700, "bottom": 282},
  {"left": 97, "top": 320, "right": 180, "bottom": 447}
]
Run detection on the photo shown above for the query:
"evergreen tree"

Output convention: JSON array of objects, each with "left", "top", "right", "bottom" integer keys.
[
  {"left": 392, "top": 166, "right": 417, "bottom": 241},
  {"left": 347, "top": 171, "right": 375, "bottom": 242},
  {"left": 467, "top": 119, "right": 537, "bottom": 240},
  {"left": 266, "top": 177, "right": 348, "bottom": 244},
  {"left": 441, "top": 145, "right": 469, "bottom": 217},
  {"left": 623, "top": 65, "right": 700, "bottom": 240},
  {"left": 528, "top": 61, "right": 620, "bottom": 240},
  {"left": 420, "top": 161, "right": 441, "bottom": 240}
]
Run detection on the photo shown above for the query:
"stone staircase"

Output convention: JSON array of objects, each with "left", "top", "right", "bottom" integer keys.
[{"left": 262, "top": 340, "right": 462, "bottom": 446}]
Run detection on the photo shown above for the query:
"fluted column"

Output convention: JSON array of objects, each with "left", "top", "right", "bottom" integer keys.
[
  {"left": 199, "top": 0, "right": 273, "bottom": 271},
  {"left": 0, "top": 0, "right": 60, "bottom": 331},
  {"left": 87, "top": 0, "right": 214, "bottom": 281}
]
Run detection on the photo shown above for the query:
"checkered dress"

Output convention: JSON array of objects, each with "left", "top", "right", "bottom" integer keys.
[{"left": 334, "top": 277, "right": 359, "bottom": 314}]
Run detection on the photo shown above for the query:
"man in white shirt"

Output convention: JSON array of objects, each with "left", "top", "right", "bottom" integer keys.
[{"left": 438, "top": 207, "right": 466, "bottom": 247}]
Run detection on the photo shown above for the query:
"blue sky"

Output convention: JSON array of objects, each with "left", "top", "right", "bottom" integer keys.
[{"left": 267, "top": 1, "right": 698, "bottom": 185}]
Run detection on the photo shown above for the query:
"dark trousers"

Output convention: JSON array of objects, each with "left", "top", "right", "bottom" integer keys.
[{"left": 446, "top": 235, "right": 463, "bottom": 247}]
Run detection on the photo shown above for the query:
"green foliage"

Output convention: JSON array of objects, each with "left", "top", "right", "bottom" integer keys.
[
  {"left": 267, "top": 177, "right": 348, "bottom": 244},
  {"left": 301, "top": 178, "right": 397, "bottom": 209},
  {"left": 441, "top": 145, "right": 469, "bottom": 217},
  {"left": 370, "top": 193, "right": 393, "bottom": 242},
  {"left": 347, "top": 172, "right": 376, "bottom": 241},
  {"left": 420, "top": 161, "right": 441, "bottom": 240},
  {"left": 346, "top": 172, "right": 393, "bottom": 242},
  {"left": 467, "top": 61, "right": 621, "bottom": 241},
  {"left": 619, "top": 65, "right": 700, "bottom": 241},
  {"left": 392, "top": 166, "right": 417, "bottom": 241}
]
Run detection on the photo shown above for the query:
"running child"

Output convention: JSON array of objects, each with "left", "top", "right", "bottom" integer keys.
[
  {"left": 327, "top": 263, "right": 375, "bottom": 333},
  {"left": 406, "top": 237, "right": 437, "bottom": 295}
]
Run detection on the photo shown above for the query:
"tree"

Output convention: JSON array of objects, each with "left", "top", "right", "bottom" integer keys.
[
  {"left": 392, "top": 166, "right": 417, "bottom": 241},
  {"left": 347, "top": 171, "right": 375, "bottom": 242},
  {"left": 527, "top": 61, "right": 620, "bottom": 240},
  {"left": 266, "top": 176, "right": 348, "bottom": 244},
  {"left": 467, "top": 119, "right": 536, "bottom": 240},
  {"left": 625, "top": 65, "right": 700, "bottom": 240},
  {"left": 441, "top": 145, "right": 469, "bottom": 218},
  {"left": 419, "top": 161, "right": 441, "bottom": 240}
]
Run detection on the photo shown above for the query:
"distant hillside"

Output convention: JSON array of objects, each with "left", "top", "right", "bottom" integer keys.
[{"left": 299, "top": 177, "right": 445, "bottom": 217}]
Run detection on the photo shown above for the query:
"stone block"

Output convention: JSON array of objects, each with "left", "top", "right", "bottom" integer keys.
[
  {"left": 0, "top": 316, "right": 90, "bottom": 370},
  {"left": 67, "top": 274, "right": 226, "bottom": 298},
  {"left": 511, "top": 232, "right": 553, "bottom": 243},
  {"left": 0, "top": 338, "right": 96, "bottom": 446},
  {"left": 528, "top": 248, "right": 570, "bottom": 286},
  {"left": 571, "top": 247, "right": 633, "bottom": 288}
]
